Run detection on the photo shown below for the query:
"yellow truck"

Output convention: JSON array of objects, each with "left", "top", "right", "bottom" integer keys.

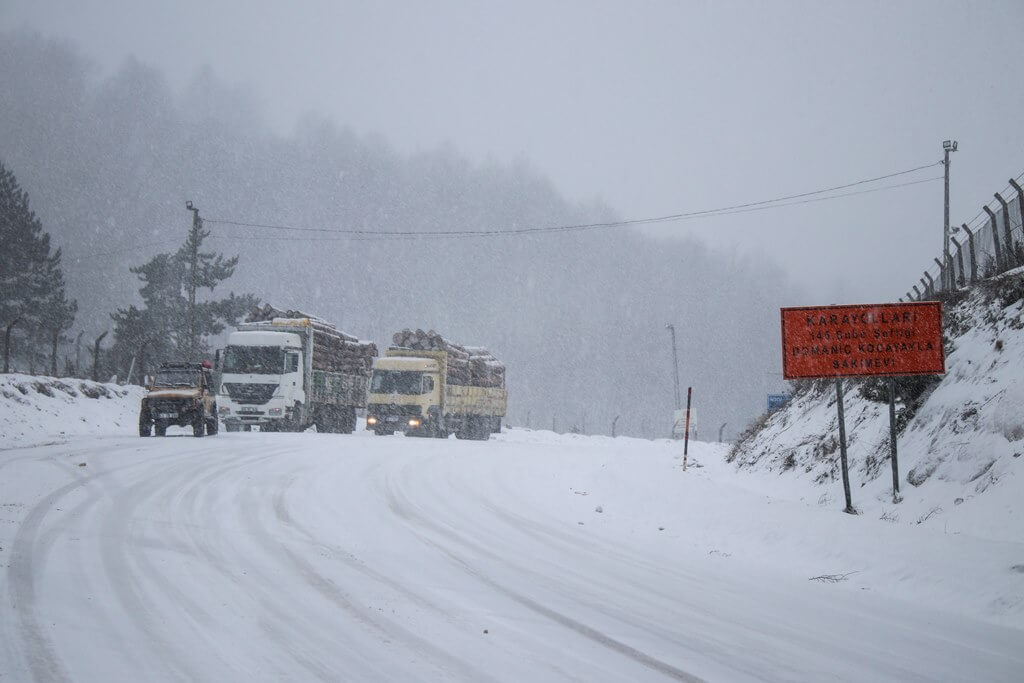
[{"left": 366, "top": 346, "right": 506, "bottom": 440}]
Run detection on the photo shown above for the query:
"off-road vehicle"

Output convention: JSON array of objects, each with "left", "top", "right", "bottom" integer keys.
[{"left": 139, "top": 361, "right": 218, "bottom": 437}]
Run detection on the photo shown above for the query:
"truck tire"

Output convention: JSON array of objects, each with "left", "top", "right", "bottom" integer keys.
[
  {"left": 192, "top": 413, "right": 205, "bottom": 438},
  {"left": 473, "top": 416, "right": 490, "bottom": 441},
  {"left": 139, "top": 411, "right": 152, "bottom": 437},
  {"left": 491, "top": 417, "right": 502, "bottom": 433},
  {"left": 340, "top": 407, "right": 356, "bottom": 434},
  {"left": 155, "top": 422, "right": 167, "bottom": 437},
  {"left": 206, "top": 415, "right": 218, "bottom": 435},
  {"left": 225, "top": 423, "right": 240, "bottom": 433}
]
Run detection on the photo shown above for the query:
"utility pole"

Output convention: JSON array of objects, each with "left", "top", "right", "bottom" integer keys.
[
  {"left": 942, "top": 140, "right": 958, "bottom": 291},
  {"left": 185, "top": 200, "right": 201, "bottom": 361},
  {"left": 665, "top": 323, "right": 681, "bottom": 410}
]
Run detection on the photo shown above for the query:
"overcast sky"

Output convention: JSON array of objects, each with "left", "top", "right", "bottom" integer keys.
[{"left": 4, "top": 0, "right": 1023, "bottom": 302}]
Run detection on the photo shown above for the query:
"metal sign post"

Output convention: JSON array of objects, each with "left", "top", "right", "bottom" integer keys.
[
  {"left": 834, "top": 378, "right": 854, "bottom": 514},
  {"left": 888, "top": 377, "right": 901, "bottom": 503}
]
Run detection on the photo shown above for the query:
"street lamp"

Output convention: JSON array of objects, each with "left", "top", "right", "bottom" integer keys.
[{"left": 943, "top": 140, "right": 958, "bottom": 290}]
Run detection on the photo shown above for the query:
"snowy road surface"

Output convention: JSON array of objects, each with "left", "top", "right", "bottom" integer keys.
[{"left": 2, "top": 429, "right": 1022, "bottom": 682}]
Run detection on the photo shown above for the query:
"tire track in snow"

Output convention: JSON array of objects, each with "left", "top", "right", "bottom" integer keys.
[
  {"left": 3, "top": 449, "right": 179, "bottom": 682},
  {"left": 382, "top": 469, "right": 706, "bottom": 683},
  {"left": 180, "top": 453, "right": 384, "bottom": 681},
  {"left": 268, "top": 470, "right": 501, "bottom": 683}
]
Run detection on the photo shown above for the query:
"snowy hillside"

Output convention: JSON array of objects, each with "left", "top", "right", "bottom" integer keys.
[
  {"left": 730, "top": 269, "right": 1024, "bottom": 541},
  {"left": 0, "top": 374, "right": 144, "bottom": 449}
]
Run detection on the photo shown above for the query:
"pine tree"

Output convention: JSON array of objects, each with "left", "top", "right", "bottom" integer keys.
[
  {"left": 111, "top": 218, "right": 257, "bottom": 381},
  {"left": 0, "top": 161, "right": 76, "bottom": 373}
]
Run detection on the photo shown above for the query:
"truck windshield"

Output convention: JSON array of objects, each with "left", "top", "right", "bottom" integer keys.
[
  {"left": 371, "top": 370, "right": 427, "bottom": 395},
  {"left": 154, "top": 368, "right": 199, "bottom": 387},
  {"left": 223, "top": 346, "right": 286, "bottom": 374}
]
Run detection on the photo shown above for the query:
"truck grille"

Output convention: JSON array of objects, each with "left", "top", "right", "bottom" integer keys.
[
  {"left": 224, "top": 383, "right": 277, "bottom": 405},
  {"left": 148, "top": 399, "right": 187, "bottom": 414},
  {"left": 368, "top": 403, "right": 423, "bottom": 418}
]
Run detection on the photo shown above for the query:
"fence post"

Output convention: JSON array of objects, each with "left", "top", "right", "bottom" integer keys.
[
  {"left": 912, "top": 285, "right": 922, "bottom": 300},
  {"left": 933, "top": 258, "right": 946, "bottom": 292},
  {"left": 983, "top": 206, "right": 1003, "bottom": 273},
  {"left": 923, "top": 272, "right": 934, "bottom": 297},
  {"left": 950, "top": 237, "right": 966, "bottom": 287},
  {"left": 1010, "top": 179, "right": 1024, "bottom": 265},
  {"left": 962, "top": 224, "right": 978, "bottom": 283},
  {"left": 906, "top": 291, "right": 914, "bottom": 302},
  {"left": 995, "top": 193, "right": 1017, "bottom": 269},
  {"left": 91, "top": 331, "right": 108, "bottom": 383}
]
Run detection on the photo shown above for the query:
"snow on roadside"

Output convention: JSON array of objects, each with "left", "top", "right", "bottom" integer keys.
[
  {"left": 0, "top": 373, "right": 143, "bottom": 449},
  {"left": 729, "top": 271, "right": 1024, "bottom": 543}
]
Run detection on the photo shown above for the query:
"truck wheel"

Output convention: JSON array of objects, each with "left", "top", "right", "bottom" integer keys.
[
  {"left": 139, "top": 412, "right": 152, "bottom": 437},
  {"left": 225, "top": 423, "right": 240, "bottom": 433},
  {"left": 192, "top": 413, "right": 205, "bottom": 438},
  {"left": 341, "top": 407, "right": 356, "bottom": 434},
  {"left": 491, "top": 417, "right": 502, "bottom": 433},
  {"left": 206, "top": 416, "right": 218, "bottom": 435},
  {"left": 473, "top": 416, "right": 490, "bottom": 441},
  {"left": 155, "top": 422, "right": 167, "bottom": 437}
]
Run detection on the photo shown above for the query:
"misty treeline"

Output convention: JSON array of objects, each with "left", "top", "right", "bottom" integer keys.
[
  {"left": 0, "top": 162, "right": 77, "bottom": 375},
  {"left": 0, "top": 31, "right": 796, "bottom": 438}
]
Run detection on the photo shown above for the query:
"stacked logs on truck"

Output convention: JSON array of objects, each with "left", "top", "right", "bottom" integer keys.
[
  {"left": 247, "top": 304, "right": 377, "bottom": 378},
  {"left": 391, "top": 329, "right": 505, "bottom": 387}
]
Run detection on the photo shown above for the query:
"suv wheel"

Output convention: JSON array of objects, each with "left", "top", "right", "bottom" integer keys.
[{"left": 192, "top": 413, "right": 206, "bottom": 437}]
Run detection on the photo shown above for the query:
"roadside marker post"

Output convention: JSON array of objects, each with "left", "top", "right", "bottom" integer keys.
[{"left": 683, "top": 387, "right": 692, "bottom": 471}]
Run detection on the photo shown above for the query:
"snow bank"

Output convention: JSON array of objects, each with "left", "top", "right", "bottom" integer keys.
[
  {"left": 729, "top": 271, "right": 1024, "bottom": 542},
  {"left": 0, "top": 373, "right": 144, "bottom": 449}
]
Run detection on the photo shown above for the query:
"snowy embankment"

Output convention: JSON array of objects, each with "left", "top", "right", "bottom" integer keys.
[
  {"left": 730, "top": 269, "right": 1024, "bottom": 542},
  {"left": 0, "top": 373, "right": 144, "bottom": 449}
]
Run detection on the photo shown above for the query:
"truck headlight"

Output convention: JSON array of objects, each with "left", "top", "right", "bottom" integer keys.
[
  {"left": 269, "top": 408, "right": 282, "bottom": 415},
  {"left": 408, "top": 418, "right": 421, "bottom": 427},
  {"left": 367, "top": 416, "right": 378, "bottom": 425}
]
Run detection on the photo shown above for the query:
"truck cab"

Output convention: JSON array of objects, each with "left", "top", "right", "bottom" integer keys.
[
  {"left": 366, "top": 356, "right": 442, "bottom": 436},
  {"left": 219, "top": 329, "right": 305, "bottom": 431}
]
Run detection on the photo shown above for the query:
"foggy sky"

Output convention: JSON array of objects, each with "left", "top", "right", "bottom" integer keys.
[{"left": 4, "top": 0, "right": 1022, "bottom": 303}]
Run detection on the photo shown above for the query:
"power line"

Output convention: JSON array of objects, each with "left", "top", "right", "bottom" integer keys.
[
  {"left": 205, "top": 160, "right": 944, "bottom": 238},
  {"left": 205, "top": 175, "right": 944, "bottom": 244}
]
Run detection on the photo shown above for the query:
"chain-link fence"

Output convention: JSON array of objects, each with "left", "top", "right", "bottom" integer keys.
[{"left": 905, "top": 173, "right": 1024, "bottom": 300}]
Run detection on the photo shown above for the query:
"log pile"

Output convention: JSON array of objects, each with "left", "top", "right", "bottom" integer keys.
[
  {"left": 391, "top": 329, "right": 505, "bottom": 387},
  {"left": 247, "top": 304, "right": 377, "bottom": 377}
]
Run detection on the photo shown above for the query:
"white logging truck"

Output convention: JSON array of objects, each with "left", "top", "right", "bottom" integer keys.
[
  {"left": 366, "top": 329, "right": 506, "bottom": 440},
  {"left": 218, "top": 305, "right": 376, "bottom": 433}
]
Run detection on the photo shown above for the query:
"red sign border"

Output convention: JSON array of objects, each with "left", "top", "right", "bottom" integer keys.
[{"left": 780, "top": 301, "right": 945, "bottom": 380}]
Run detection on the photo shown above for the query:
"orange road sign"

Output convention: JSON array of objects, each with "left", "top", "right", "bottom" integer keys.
[{"left": 781, "top": 301, "right": 944, "bottom": 379}]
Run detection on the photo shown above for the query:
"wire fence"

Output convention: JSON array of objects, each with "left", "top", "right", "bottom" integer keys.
[{"left": 904, "top": 174, "right": 1024, "bottom": 300}]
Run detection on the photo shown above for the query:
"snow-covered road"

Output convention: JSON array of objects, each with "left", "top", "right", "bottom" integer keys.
[{"left": 2, "top": 429, "right": 1022, "bottom": 682}]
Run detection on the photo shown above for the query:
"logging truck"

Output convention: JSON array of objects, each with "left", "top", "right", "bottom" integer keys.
[
  {"left": 366, "top": 330, "right": 506, "bottom": 440},
  {"left": 218, "top": 306, "right": 376, "bottom": 433}
]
